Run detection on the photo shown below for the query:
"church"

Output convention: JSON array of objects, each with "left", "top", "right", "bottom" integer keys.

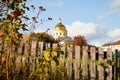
[{"left": 52, "top": 18, "right": 73, "bottom": 44}]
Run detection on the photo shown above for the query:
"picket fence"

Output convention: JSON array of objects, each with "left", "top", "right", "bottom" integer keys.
[{"left": 0, "top": 40, "right": 120, "bottom": 80}]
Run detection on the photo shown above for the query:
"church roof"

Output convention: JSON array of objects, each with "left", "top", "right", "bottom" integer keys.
[
  {"left": 59, "top": 36, "right": 73, "bottom": 45},
  {"left": 112, "top": 40, "right": 120, "bottom": 45},
  {"left": 102, "top": 40, "right": 120, "bottom": 46}
]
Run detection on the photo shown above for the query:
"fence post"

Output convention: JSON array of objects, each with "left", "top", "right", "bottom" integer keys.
[
  {"left": 98, "top": 48, "right": 104, "bottom": 80},
  {"left": 90, "top": 47, "right": 96, "bottom": 80},
  {"left": 24, "top": 40, "right": 31, "bottom": 62},
  {"left": 74, "top": 45, "right": 80, "bottom": 80},
  {"left": 18, "top": 41, "right": 24, "bottom": 55},
  {"left": 60, "top": 45, "right": 66, "bottom": 78},
  {"left": 45, "top": 43, "right": 51, "bottom": 49},
  {"left": 51, "top": 44, "right": 57, "bottom": 69},
  {"left": 66, "top": 45, "right": 73, "bottom": 80},
  {"left": 16, "top": 41, "right": 24, "bottom": 68},
  {"left": 114, "top": 49, "right": 118, "bottom": 80},
  {"left": 106, "top": 48, "right": 112, "bottom": 80},
  {"left": 31, "top": 41, "right": 37, "bottom": 69},
  {"left": 82, "top": 46, "right": 88, "bottom": 80},
  {"left": 31, "top": 41, "right": 37, "bottom": 56},
  {"left": 38, "top": 42, "right": 44, "bottom": 61},
  {"left": 60, "top": 45, "right": 65, "bottom": 65}
]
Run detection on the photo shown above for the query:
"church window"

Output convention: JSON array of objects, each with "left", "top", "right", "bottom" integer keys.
[
  {"left": 60, "top": 32, "right": 61, "bottom": 35},
  {"left": 56, "top": 33, "right": 58, "bottom": 35}
]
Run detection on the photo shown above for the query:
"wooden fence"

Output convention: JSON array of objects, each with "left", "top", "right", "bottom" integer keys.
[{"left": 0, "top": 40, "right": 120, "bottom": 80}]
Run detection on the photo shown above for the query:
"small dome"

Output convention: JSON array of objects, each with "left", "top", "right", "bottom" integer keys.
[
  {"left": 54, "top": 18, "right": 67, "bottom": 31},
  {"left": 54, "top": 22, "right": 67, "bottom": 31},
  {"left": 53, "top": 18, "right": 67, "bottom": 39}
]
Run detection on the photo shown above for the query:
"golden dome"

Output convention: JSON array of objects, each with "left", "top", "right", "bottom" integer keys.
[
  {"left": 54, "top": 19, "right": 67, "bottom": 31},
  {"left": 53, "top": 18, "right": 67, "bottom": 39}
]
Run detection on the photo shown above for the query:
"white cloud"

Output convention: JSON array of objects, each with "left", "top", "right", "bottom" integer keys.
[
  {"left": 109, "top": 0, "right": 120, "bottom": 14},
  {"left": 43, "top": 1, "right": 64, "bottom": 7},
  {"left": 66, "top": 21, "right": 98, "bottom": 37},
  {"left": 108, "top": 28, "right": 120, "bottom": 38},
  {"left": 110, "top": 0, "right": 120, "bottom": 8},
  {"left": 65, "top": 21, "right": 113, "bottom": 47}
]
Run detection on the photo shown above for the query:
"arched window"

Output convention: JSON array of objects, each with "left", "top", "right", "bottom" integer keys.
[
  {"left": 56, "top": 33, "right": 58, "bottom": 35},
  {"left": 63, "top": 33, "right": 65, "bottom": 36},
  {"left": 60, "top": 32, "right": 61, "bottom": 35}
]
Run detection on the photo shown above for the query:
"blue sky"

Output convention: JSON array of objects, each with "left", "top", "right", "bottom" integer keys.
[{"left": 26, "top": 0, "right": 120, "bottom": 46}]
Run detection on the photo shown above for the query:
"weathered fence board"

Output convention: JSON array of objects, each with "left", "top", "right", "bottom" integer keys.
[
  {"left": 66, "top": 45, "right": 72, "bottom": 80},
  {"left": 61, "top": 45, "right": 66, "bottom": 79},
  {"left": 114, "top": 49, "right": 119, "bottom": 80},
  {"left": 90, "top": 47, "right": 96, "bottom": 80},
  {"left": 18, "top": 41, "right": 24, "bottom": 55},
  {"left": 31, "top": 41, "right": 37, "bottom": 69},
  {"left": 38, "top": 42, "right": 44, "bottom": 60},
  {"left": 24, "top": 41, "right": 31, "bottom": 62},
  {"left": 98, "top": 48, "right": 104, "bottom": 80},
  {"left": 74, "top": 46, "right": 80, "bottom": 80},
  {"left": 82, "top": 46, "right": 88, "bottom": 80},
  {"left": 60, "top": 45, "right": 65, "bottom": 65},
  {"left": 107, "top": 48, "right": 112, "bottom": 80},
  {"left": 51, "top": 44, "right": 57, "bottom": 69}
]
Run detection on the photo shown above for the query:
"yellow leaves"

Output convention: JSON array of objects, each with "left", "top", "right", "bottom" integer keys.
[
  {"left": 43, "top": 61, "right": 46, "bottom": 65},
  {"left": 43, "top": 51, "right": 52, "bottom": 61},
  {"left": 5, "top": 36, "right": 10, "bottom": 41},
  {"left": 38, "top": 68, "right": 42, "bottom": 73},
  {"left": 15, "top": 22, "right": 20, "bottom": 26},
  {"left": 44, "top": 67, "right": 48, "bottom": 71}
]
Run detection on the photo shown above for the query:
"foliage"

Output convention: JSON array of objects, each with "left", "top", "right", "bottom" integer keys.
[
  {"left": 0, "top": 0, "right": 30, "bottom": 79},
  {"left": 73, "top": 35, "right": 87, "bottom": 46},
  {"left": 0, "top": 0, "right": 29, "bottom": 37},
  {"left": 36, "top": 46, "right": 67, "bottom": 80},
  {"left": 0, "top": 0, "right": 53, "bottom": 80},
  {"left": 31, "top": 32, "right": 55, "bottom": 43}
]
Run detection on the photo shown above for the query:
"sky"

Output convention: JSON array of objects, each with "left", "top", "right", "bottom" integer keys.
[{"left": 25, "top": 0, "right": 120, "bottom": 47}]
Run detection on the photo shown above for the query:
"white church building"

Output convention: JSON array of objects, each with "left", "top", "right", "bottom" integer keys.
[{"left": 52, "top": 18, "right": 73, "bottom": 44}]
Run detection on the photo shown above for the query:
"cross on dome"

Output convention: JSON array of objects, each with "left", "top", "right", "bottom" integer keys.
[{"left": 58, "top": 18, "right": 62, "bottom": 23}]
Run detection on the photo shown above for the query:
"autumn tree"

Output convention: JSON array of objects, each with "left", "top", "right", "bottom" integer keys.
[
  {"left": 0, "top": 0, "right": 67, "bottom": 80},
  {"left": 73, "top": 35, "right": 87, "bottom": 46},
  {"left": 30, "top": 32, "right": 55, "bottom": 43},
  {"left": 72, "top": 35, "right": 87, "bottom": 58},
  {"left": 0, "top": 0, "right": 52, "bottom": 79},
  {"left": 37, "top": 32, "right": 55, "bottom": 42}
]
